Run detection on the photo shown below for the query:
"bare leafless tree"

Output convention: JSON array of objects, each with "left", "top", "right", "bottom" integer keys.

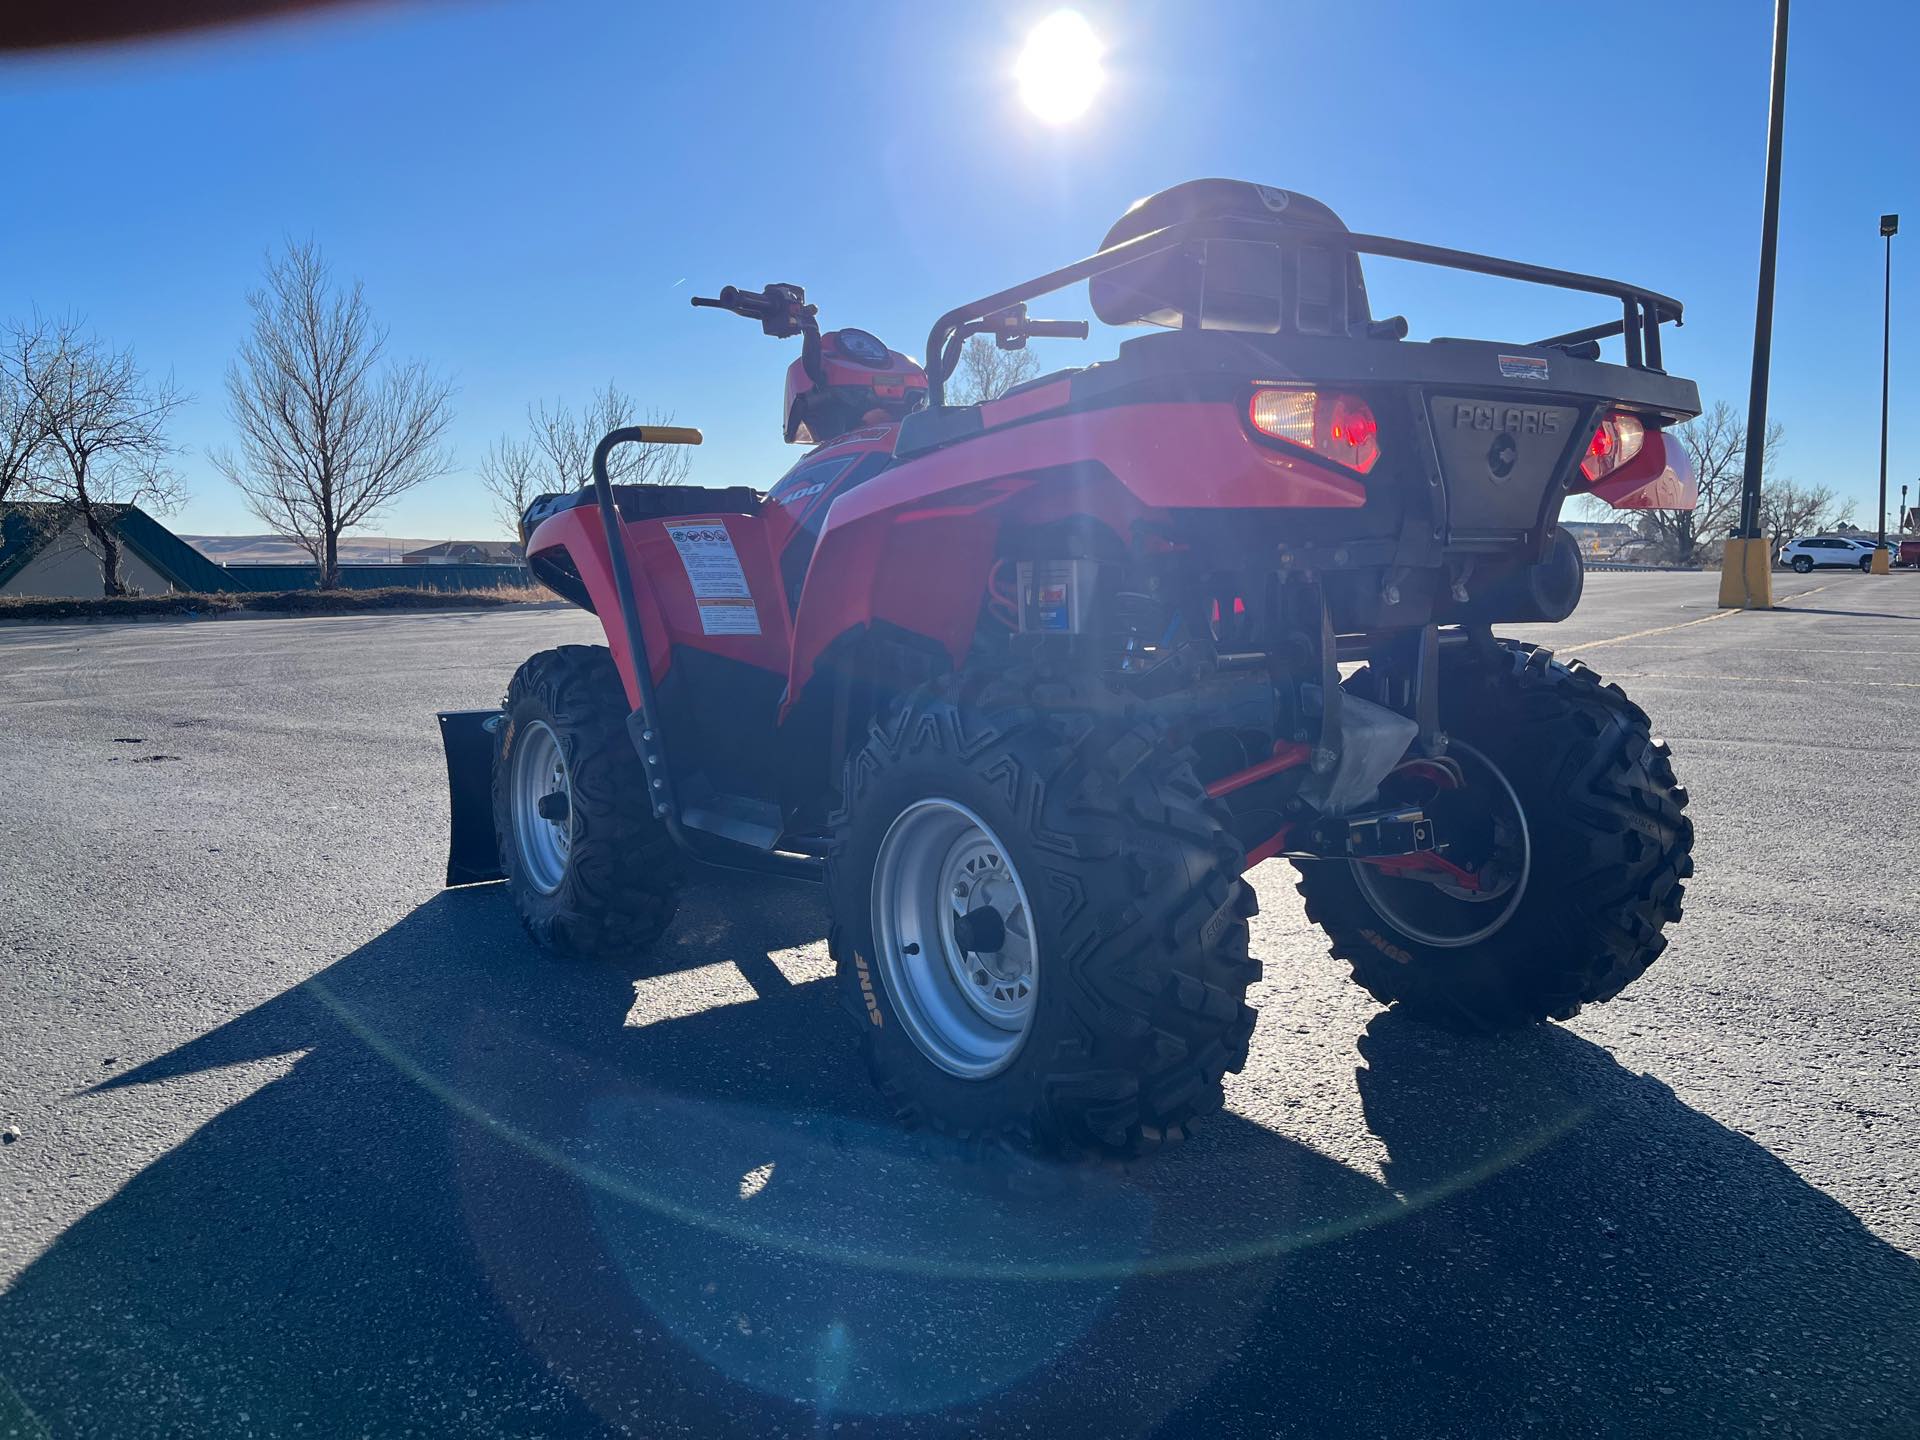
[
  {"left": 477, "top": 433, "right": 542, "bottom": 539},
  {"left": 477, "top": 382, "right": 691, "bottom": 538},
  {"left": 0, "top": 326, "right": 48, "bottom": 507},
  {"left": 212, "top": 241, "right": 455, "bottom": 588},
  {"left": 948, "top": 337, "right": 1040, "bottom": 406},
  {"left": 1584, "top": 400, "right": 1783, "bottom": 566},
  {"left": 7, "top": 313, "right": 187, "bottom": 595},
  {"left": 528, "top": 382, "right": 692, "bottom": 489},
  {"left": 1760, "top": 478, "right": 1852, "bottom": 557}
]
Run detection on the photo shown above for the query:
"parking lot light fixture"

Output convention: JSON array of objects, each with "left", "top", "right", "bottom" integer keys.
[
  {"left": 1875, "top": 214, "right": 1898, "bottom": 574},
  {"left": 1722, "top": 0, "right": 1790, "bottom": 609}
]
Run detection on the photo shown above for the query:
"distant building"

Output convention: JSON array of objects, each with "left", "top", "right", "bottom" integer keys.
[
  {"left": 0, "top": 503, "right": 231, "bottom": 598},
  {"left": 401, "top": 540, "right": 525, "bottom": 566}
]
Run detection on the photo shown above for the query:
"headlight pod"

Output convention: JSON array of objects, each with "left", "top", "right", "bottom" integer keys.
[
  {"left": 1246, "top": 387, "right": 1381, "bottom": 475},
  {"left": 1580, "top": 411, "right": 1646, "bottom": 483}
]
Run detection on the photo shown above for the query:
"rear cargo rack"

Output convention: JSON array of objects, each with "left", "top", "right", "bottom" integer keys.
[{"left": 925, "top": 214, "right": 1683, "bottom": 405}]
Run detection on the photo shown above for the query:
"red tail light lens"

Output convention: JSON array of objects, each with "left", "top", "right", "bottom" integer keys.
[
  {"left": 1580, "top": 411, "right": 1646, "bottom": 482},
  {"left": 1248, "top": 388, "right": 1381, "bottom": 474}
]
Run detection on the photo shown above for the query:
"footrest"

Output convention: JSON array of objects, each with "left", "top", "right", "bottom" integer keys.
[{"left": 679, "top": 788, "right": 785, "bottom": 851}]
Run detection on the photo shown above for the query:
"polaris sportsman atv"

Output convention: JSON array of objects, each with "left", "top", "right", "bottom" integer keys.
[{"left": 440, "top": 179, "right": 1700, "bottom": 1157}]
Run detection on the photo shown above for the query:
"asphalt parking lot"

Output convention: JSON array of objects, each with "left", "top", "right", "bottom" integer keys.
[{"left": 2, "top": 570, "right": 1917, "bottom": 1438}]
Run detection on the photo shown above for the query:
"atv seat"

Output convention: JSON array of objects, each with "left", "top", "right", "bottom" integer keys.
[
  {"left": 613, "top": 484, "right": 762, "bottom": 522},
  {"left": 523, "top": 484, "right": 762, "bottom": 536}
]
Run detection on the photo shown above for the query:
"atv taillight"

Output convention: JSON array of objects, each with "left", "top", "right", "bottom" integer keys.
[
  {"left": 1580, "top": 411, "right": 1646, "bottom": 482},
  {"left": 1247, "top": 388, "right": 1380, "bottom": 474}
]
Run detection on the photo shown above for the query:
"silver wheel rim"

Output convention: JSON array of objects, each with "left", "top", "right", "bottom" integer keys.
[
  {"left": 1351, "top": 740, "right": 1531, "bottom": 949},
  {"left": 511, "top": 720, "right": 572, "bottom": 896},
  {"left": 871, "top": 799, "right": 1038, "bottom": 1080}
]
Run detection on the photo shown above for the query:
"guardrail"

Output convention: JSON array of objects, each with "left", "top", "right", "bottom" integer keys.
[{"left": 1586, "top": 562, "right": 1703, "bottom": 573}]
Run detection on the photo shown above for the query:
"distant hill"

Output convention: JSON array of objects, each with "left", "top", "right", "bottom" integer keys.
[{"left": 182, "top": 535, "right": 474, "bottom": 565}]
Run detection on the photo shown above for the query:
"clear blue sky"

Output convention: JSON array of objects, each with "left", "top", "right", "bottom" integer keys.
[{"left": 2, "top": 0, "right": 1914, "bottom": 539}]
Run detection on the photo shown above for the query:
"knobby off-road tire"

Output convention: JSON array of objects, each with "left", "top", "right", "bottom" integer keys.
[
  {"left": 827, "top": 668, "right": 1260, "bottom": 1157},
  {"left": 1296, "top": 640, "right": 1693, "bottom": 1033},
  {"left": 493, "top": 645, "right": 681, "bottom": 957}
]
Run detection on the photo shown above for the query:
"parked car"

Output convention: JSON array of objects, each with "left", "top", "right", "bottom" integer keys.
[
  {"left": 1778, "top": 535, "right": 1878, "bottom": 572},
  {"left": 1854, "top": 537, "right": 1901, "bottom": 568},
  {"left": 1899, "top": 537, "right": 1920, "bottom": 568}
]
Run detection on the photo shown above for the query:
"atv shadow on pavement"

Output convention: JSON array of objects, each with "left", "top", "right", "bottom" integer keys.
[{"left": 2, "top": 874, "right": 1915, "bottom": 1438}]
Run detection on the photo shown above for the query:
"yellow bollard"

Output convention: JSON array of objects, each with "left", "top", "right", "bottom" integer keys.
[
  {"left": 1870, "top": 547, "right": 1892, "bottom": 574},
  {"left": 1717, "top": 537, "right": 1776, "bottom": 609}
]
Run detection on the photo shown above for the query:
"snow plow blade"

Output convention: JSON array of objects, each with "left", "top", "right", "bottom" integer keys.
[{"left": 439, "top": 709, "right": 504, "bottom": 886}]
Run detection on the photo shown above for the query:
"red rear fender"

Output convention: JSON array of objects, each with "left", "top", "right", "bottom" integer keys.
[
  {"left": 907, "top": 400, "right": 1368, "bottom": 513},
  {"left": 782, "top": 399, "right": 1367, "bottom": 706},
  {"left": 785, "top": 466, "right": 1155, "bottom": 705}
]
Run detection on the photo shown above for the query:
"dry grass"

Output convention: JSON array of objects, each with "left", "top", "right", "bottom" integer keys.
[
  {"left": 463, "top": 579, "right": 554, "bottom": 604},
  {"left": 0, "top": 583, "right": 555, "bottom": 623}
]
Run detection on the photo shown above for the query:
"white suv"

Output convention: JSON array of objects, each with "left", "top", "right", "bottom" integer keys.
[{"left": 1778, "top": 535, "right": 1876, "bottom": 573}]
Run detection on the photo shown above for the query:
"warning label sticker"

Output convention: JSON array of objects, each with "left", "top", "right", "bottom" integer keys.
[
  {"left": 665, "top": 522, "right": 761, "bottom": 636},
  {"left": 1497, "top": 354, "right": 1550, "bottom": 381}
]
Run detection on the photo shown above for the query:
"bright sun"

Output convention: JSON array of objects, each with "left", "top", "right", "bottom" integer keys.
[{"left": 1016, "top": 10, "right": 1104, "bottom": 125}]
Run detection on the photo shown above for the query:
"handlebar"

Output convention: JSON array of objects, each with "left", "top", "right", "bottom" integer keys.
[
  {"left": 692, "top": 285, "right": 774, "bottom": 318},
  {"left": 698, "top": 284, "right": 1086, "bottom": 398},
  {"left": 692, "top": 282, "right": 825, "bottom": 382},
  {"left": 690, "top": 283, "right": 816, "bottom": 342},
  {"left": 933, "top": 304, "right": 1089, "bottom": 382}
]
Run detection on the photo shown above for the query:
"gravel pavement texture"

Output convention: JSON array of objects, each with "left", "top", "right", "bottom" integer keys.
[{"left": 1, "top": 572, "right": 1916, "bottom": 1438}]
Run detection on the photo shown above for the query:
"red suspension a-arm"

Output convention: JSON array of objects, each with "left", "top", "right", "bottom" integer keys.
[{"left": 1205, "top": 741, "right": 1314, "bottom": 800}]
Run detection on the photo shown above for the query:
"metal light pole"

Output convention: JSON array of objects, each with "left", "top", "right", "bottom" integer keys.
[
  {"left": 1875, "top": 214, "right": 1899, "bottom": 573},
  {"left": 1722, "top": 0, "right": 1791, "bottom": 608}
]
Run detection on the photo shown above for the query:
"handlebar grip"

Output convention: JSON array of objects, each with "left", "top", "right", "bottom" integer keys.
[
  {"left": 600, "top": 424, "right": 703, "bottom": 452},
  {"left": 1025, "top": 320, "right": 1090, "bottom": 340},
  {"left": 690, "top": 285, "right": 772, "bottom": 318}
]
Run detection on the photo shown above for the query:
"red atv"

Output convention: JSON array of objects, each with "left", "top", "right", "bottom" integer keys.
[{"left": 441, "top": 179, "right": 1701, "bottom": 1157}]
